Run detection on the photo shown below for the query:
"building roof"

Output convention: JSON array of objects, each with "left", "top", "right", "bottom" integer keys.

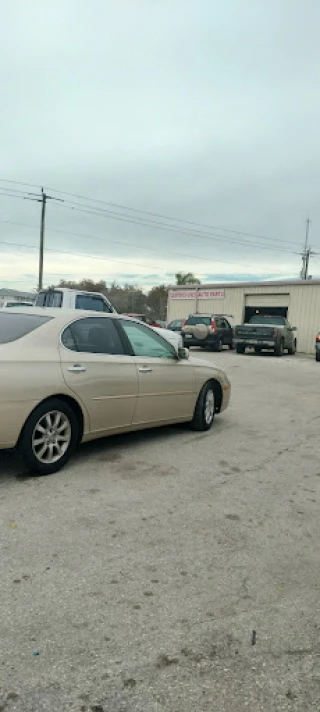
[
  {"left": 169, "top": 279, "right": 320, "bottom": 290},
  {"left": 0, "top": 288, "right": 35, "bottom": 299}
]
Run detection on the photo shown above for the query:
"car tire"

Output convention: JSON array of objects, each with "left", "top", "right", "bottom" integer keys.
[
  {"left": 228, "top": 342, "right": 235, "bottom": 350},
  {"left": 275, "top": 339, "right": 284, "bottom": 357},
  {"left": 236, "top": 345, "right": 245, "bottom": 354},
  {"left": 316, "top": 352, "right": 320, "bottom": 362},
  {"left": 254, "top": 347, "right": 262, "bottom": 353},
  {"left": 288, "top": 341, "right": 296, "bottom": 355},
  {"left": 190, "top": 382, "right": 215, "bottom": 431},
  {"left": 214, "top": 339, "right": 222, "bottom": 352},
  {"left": 18, "top": 398, "right": 79, "bottom": 475}
]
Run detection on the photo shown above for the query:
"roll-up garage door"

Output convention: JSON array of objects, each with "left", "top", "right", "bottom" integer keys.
[{"left": 245, "top": 293, "right": 290, "bottom": 308}]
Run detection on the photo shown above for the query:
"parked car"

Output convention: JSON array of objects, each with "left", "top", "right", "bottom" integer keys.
[
  {"left": 0, "top": 310, "right": 231, "bottom": 475},
  {"left": 123, "top": 313, "right": 163, "bottom": 328},
  {"left": 1, "top": 301, "right": 34, "bottom": 308},
  {"left": 315, "top": 332, "right": 320, "bottom": 361},
  {"left": 234, "top": 315, "right": 297, "bottom": 356},
  {"left": 35, "top": 287, "right": 116, "bottom": 313},
  {"left": 121, "top": 314, "right": 182, "bottom": 350},
  {"left": 182, "top": 314, "right": 234, "bottom": 351},
  {"left": 168, "top": 318, "right": 184, "bottom": 333}
]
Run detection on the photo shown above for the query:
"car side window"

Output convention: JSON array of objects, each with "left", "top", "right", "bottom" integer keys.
[
  {"left": 119, "top": 320, "right": 176, "bottom": 359},
  {"left": 61, "top": 317, "right": 124, "bottom": 355},
  {"left": 221, "top": 318, "right": 231, "bottom": 329},
  {"left": 75, "top": 295, "right": 113, "bottom": 313}
]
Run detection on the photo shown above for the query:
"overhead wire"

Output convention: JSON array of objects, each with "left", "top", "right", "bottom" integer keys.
[{"left": 0, "top": 178, "right": 301, "bottom": 248}]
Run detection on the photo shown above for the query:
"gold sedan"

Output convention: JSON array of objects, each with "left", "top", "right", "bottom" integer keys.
[{"left": 0, "top": 309, "right": 231, "bottom": 475}]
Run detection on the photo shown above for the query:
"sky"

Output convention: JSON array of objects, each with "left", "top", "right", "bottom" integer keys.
[{"left": 1, "top": 0, "right": 320, "bottom": 292}]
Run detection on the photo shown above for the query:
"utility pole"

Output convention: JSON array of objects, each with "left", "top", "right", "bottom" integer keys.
[
  {"left": 26, "top": 188, "right": 64, "bottom": 291},
  {"left": 300, "top": 218, "right": 312, "bottom": 280},
  {"left": 38, "top": 189, "right": 47, "bottom": 291}
]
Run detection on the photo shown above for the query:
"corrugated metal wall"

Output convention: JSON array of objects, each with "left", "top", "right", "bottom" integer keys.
[{"left": 167, "top": 283, "right": 320, "bottom": 354}]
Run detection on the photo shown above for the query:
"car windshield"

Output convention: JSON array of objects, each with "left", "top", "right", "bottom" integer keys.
[
  {"left": 186, "top": 316, "right": 211, "bottom": 325},
  {"left": 249, "top": 316, "right": 286, "bottom": 325},
  {"left": 0, "top": 313, "right": 52, "bottom": 343}
]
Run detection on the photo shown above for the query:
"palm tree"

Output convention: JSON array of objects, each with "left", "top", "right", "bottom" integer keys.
[{"left": 175, "top": 272, "right": 200, "bottom": 285}]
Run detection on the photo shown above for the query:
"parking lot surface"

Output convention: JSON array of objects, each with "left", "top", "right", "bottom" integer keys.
[{"left": 0, "top": 349, "right": 319, "bottom": 711}]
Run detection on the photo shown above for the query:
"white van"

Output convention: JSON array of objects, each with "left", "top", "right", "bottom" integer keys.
[{"left": 35, "top": 288, "right": 116, "bottom": 313}]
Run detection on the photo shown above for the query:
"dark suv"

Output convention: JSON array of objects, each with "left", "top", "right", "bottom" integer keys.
[{"left": 182, "top": 314, "right": 234, "bottom": 351}]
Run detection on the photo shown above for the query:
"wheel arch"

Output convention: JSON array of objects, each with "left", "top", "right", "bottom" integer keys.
[{"left": 18, "top": 394, "right": 85, "bottom": 445}]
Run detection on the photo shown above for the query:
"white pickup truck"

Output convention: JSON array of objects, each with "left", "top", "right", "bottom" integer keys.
[
  {"left": 35, "top": 287, "right": 116, "bottom": 313},
  {"left": 35, "top": 288, "right": 182, "bottom": 350}
]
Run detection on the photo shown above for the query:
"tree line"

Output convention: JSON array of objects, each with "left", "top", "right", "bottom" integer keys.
[{"left": 49, "top": 272, "right": 200, "bottom": 320}]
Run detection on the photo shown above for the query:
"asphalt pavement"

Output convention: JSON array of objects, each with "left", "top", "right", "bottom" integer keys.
[{"left": 0, "top": 349, "right": 319, "bottom": 711}]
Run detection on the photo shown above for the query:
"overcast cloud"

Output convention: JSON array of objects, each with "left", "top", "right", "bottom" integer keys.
[{"left": 1, "top": 0, "right": 320, "bottom": 291}]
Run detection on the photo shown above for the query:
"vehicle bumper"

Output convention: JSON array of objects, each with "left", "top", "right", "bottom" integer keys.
[
  {"left": 234, "top": 339, "right": 276, "bottom": 348},
  {"left": 183, "top": 334, "right": 219, "bottom": 347}
]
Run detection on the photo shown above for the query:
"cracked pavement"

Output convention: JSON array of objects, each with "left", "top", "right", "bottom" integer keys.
[{"left": 0, "top": 349, "right": 319, "bottom": 711}]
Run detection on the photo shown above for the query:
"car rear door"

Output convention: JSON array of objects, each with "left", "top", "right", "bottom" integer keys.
[
  {"left": 220, "top": 318, "right": 233, "bottom": 346},
  {"left": 117, "top": 319, "right": 195, "bottom": 425},
  {"left": 59, "top": 316, "right": 138, "bottom": 435}
]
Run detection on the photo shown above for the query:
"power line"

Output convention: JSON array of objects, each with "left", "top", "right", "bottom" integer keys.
[
  {"left": 0, "top": 178, "right": 301, "bottom": 248},
  {"left": 0, "top": 238, "right": 292, "bottom": 276},
  {"left": 51, "top": 199, "right": 296, "bottom": 254},
  {"left": 0, "top": 187, "right": 297, "bottom": 253},
  {"left": 0, "top": 218, "right": 296, "bottom": 268}
]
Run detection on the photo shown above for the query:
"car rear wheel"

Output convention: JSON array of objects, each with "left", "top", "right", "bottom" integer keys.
[
  {"left": 191, "top": 382, "right": 215, "bottom": 431},
  {"left": 288, "top": 341, "right": 296, "bottom": 355},
  {"left": 214, "top": 339, "right": 222, "bottom": 352},
  {"left": 18, "top": 398, "right": 79, "bottom": 475}
]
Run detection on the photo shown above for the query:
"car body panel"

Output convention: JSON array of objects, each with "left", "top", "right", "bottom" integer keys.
[{"left": 60, "top": 348, "right": 138, "bottom": 435}]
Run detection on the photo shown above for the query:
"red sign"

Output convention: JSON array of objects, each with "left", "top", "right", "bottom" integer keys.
[{"left": 169, "top": 289, "right": 225, "bottom": 300}]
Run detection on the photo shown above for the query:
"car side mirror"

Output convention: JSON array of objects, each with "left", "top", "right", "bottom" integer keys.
[
  {"left": 178, "top": 347, "right": 189, "bottom": 360},
  {"left": 292, "top": 326, "right": 297, "bottom": 331}
]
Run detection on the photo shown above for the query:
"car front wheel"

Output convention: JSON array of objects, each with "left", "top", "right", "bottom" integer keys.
[
  {"left": 18, "top": 398, "right": 79, "bottom": 475},
  {"left": 191, "top": 382, "right": 215, "bottom": 431}
]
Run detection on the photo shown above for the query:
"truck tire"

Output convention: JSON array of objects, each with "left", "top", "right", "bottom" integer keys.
[
  {"left": 288, "top": 341, "right": 296, "bottom": 355},
  {"left": 236, "top": 344, "right": 245, "bottom": 354},
  {"left": 275, "top": 339, "right": 284, "bottom": 357}
]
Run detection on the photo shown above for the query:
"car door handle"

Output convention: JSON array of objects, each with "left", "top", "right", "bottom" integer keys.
[
  {"left": 68, "top": 365, "right": 86, "bottom": 373},
  {"left": 138, "top": 367, "right": 153, "bottom": 373}
]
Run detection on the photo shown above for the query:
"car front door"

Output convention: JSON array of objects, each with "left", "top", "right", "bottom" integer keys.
[
  {"left": 59, "top": 316, "right": 138, "bottom": 435},
  {"left": 117, "top": 319, "right": 196, "bottom": 425},
  {"left": 221, "top": 318, "right": 233, "bottom": 346}
]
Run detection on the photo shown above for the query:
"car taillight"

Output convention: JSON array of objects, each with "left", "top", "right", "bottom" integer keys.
[
  {"left": 316, "top": 333, "right": 320, "bottom": 342},
  {"left": 182, "top": 320, "right": 187, "bottom": 329},
  {"left": 273, "top": 329, "right": 278, "bottom": 338},
  {"left": 211, "top": 318, "right": 216, "bottom": 333}
]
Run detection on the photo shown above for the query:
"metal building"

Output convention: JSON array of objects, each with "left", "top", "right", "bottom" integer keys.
[{"left": 167, "top": 279, "right": 320, "bottom": 354}]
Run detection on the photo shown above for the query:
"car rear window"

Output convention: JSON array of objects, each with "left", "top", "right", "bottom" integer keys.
[
  {"left": 0, "top": 313, "right": 52, "bottom": 343},
  {"left": 186, "top": 316, "right": 211, "bottom": 325},
  {"left": 36, "top": 291, "right": 63, "bottom": 307}
]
